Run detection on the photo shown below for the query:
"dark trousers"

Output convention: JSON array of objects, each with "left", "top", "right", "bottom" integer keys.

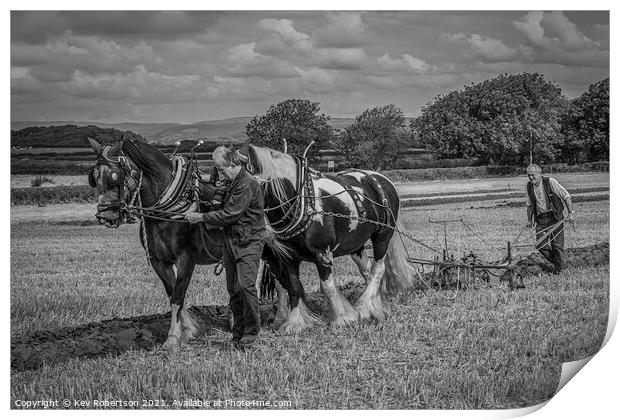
[
  {"left": 535, "top": 212, "right": 565, "bottom": 273},
  {"left": 223, "top": 235, "right": 263, "bottom": 339}
]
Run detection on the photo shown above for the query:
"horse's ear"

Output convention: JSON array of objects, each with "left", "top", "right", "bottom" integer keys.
[{"left": 88, "top": 137, "right": 103, "bottom": 154}]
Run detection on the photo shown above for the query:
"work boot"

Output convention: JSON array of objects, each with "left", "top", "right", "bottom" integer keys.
[{"left": 239, "top": 335, "right": 257, "bottom": 349}]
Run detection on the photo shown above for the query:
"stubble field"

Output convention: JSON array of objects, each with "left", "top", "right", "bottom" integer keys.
[{"left": 10, "top": 175, "right": 609, "bottom": 409}]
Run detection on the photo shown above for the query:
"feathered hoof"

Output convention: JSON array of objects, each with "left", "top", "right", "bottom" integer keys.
[
  {"left": 272, "top": 314, "right": 288, "bottom": 331},
  {"left": 277, "top": 320, "right": 308, "bottom": 335},
  {"left": 162, "top": 335, "right": 180, "bottom": 351},
  {"left": 355, "top": 299, "right": 387, "bottom": 322},
  {"left": 330, "top": 311, "right": 359, "bottom": 327},
  {"left": 276, "top": 302, "right": 318, "bottom": 335},
  {"left": 180, "top": 326, "right": 198, "bottom": 342}
]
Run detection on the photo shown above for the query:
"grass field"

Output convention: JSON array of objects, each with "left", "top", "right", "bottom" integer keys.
[{"left": 10, "top": 193, "right": 609, "bottom": 409}]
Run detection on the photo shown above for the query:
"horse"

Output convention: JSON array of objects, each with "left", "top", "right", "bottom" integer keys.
[
  {"left": 247, "top": 144, "right": 417, "bottom": 334},
  {"left": 87, "top": 137, "right": 233, "bottom": 349}
]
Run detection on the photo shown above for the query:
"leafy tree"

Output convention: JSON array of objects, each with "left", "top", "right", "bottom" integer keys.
[
  {"left": 411, "top": 73, "right": 566, "bottom": 165},
  {"left": 561, "top": 78, "right": 609, "bottom": 162},
  {"left": 336, "top": 104, "right": 409, "bottom": 171},
  {"left": 245, "top": 99, "right": 333, "bottom": 157}
]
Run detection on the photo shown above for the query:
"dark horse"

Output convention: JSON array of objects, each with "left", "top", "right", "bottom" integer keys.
[
  {"left": 88, "top": 138, "right": 228, "bottom": 349},
  {"left": 248, "top": 145, "right": 417, "bottom": 334}
]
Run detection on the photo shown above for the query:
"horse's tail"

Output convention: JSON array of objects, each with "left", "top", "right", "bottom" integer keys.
[
  {"left": 380, "top": 220, "right": 421, "bottom": 293},
  {"left": 260, "top": 220, "right": 294, "bottom": 299},
  {"left": 259, "top": 262, "right": 277, "bottom": 300},
  {"left": 263, "top": 222, "right": 293, "bottom": 262}
]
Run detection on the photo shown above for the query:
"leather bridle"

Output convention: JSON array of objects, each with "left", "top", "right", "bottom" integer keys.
[{"left": 89, "top": 144, "right": 142, "bottom": 226}]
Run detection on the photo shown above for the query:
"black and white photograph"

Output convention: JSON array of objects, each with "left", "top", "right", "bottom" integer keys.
[{"left": 9, "top": 6, "right": 612, "bottom": 413}]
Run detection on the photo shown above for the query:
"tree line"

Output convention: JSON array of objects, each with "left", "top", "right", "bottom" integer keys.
[
  {"left": 246, "top": 73, "right": 609, "bottom": 170},
  {"left": 11, "top": 73, "right": 608, "bottom": 171}
]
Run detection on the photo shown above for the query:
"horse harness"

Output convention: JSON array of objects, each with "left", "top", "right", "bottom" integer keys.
[
  {"left": 89, "top": 144, "right": 201, "bottom": 222},
  {"left": 263, "top": 157, "right": 393, "bottom": 241},
  {"left": 263, "top": 155, "right": 317, "bottom": 240}
]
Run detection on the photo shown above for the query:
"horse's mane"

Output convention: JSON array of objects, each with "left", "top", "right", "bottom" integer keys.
[
  {"left": 249, "top": 145, "right": 297, "bottom": 203},
  {"left": 122, "top": 140, "right": 171, "bottom": 183}
]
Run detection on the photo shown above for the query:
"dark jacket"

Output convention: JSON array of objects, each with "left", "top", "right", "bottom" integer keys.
[
  {"left": 527, "top": 176, "right": 564, "bottom": 220},
  {"left": 201, "top": 166, "right": 265, "bottom": 238}
]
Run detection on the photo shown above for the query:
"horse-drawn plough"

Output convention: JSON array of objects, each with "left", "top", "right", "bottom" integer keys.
[{"left": 392, "top": 216, "right": 568, "bottom": 293}]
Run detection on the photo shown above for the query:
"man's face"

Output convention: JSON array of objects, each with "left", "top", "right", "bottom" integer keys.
[
  {"left": 213, "top": 151, "right": 234, "bottom": 180},
  {"left": 527, "top": 169, "right": 542, "bottom": 185}
]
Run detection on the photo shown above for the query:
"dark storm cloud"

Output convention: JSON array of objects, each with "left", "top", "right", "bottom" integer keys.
[{"left": 11, "top": 11, "right": 224, "bottom": 43}]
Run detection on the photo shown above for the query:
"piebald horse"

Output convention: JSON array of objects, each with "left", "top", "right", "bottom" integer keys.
[{"left": 248, "top": 145, "right": 417, "bottom": 334}]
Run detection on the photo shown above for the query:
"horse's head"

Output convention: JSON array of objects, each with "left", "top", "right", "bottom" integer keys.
[{"left": 87, "top": 137, "right": 141, "bottom": 228}]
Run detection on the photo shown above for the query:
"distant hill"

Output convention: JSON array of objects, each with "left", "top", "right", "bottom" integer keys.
[
  {"left": 11, "top": 121, "right": 181, "bottom": 139},
  {"left": 11, "top": 125, "right": 145, "bottom": 148},
  {"left": 11, "top": 116, "right": 358, "bottom": 146}
]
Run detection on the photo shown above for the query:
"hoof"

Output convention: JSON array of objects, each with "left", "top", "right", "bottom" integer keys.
[
  {"left": 273, "top": 306, "right": 290, "bottom": 331},
  {"left": 355, "top": 299, "right": 387, "bottom": 322},
  {"left": 273, "top": 315, "right": 287, "bottom": 331},
  {"left": 162, "top": 335, "right": 180, "bottom": 351},
  {"left": 278, "top": 321, "right": 306, "bottom": 335},
  {"left": 180, "top": 327, "right": 197, "bottom": 342},
  {"left": 330, "top": 311, "right": 359, "bottom": 327}
]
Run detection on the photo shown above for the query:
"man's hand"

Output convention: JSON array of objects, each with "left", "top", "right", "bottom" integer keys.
[
  {"left": 526, "top": 220, "right": 535, "bottom": 228},
  {"left": 185, "top": 212, "right": 204, "bottom": 224},
  {"left": 566, "top": 211, "right": 575, "bottom": 224}
]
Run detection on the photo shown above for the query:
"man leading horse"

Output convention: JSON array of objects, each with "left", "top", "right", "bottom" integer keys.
[{"left": 185, "top": 144, "right": 265, "bottom": 349}]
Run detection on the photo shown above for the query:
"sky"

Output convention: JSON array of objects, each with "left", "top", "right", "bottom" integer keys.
[{"left": 10, "top": 10, "right": 610, "bottom": 124}]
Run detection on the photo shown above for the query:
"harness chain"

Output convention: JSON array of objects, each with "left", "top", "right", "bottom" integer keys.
[{"left": 138, "top": 193, "right": 151, "bottom": 264}]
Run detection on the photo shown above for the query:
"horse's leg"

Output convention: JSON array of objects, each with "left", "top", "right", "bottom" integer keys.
[
  {"left": 149, "top": 259, "right": 184, "bottom": 349},
  {"left": 316, "top": 248, "right": 358, "bottom": 327},
  {"left": 169, "top": 252, "right": 199, "bottom": 344},
  {"left": 355, "top": 233, "right": 390, "bottom": 322},
  {"left": 273, "top": 279, "right": 290, "bottom": 329},
  {"left": 277, "top": 260, "right": 318, "bottom": 335},
  {"left": 350, "top": 246, "right": 370, "bottom": 284}
]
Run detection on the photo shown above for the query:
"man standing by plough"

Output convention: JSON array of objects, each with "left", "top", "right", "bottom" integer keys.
[{"left": 526, "top": 164, "right": 575, "bottom": 274}]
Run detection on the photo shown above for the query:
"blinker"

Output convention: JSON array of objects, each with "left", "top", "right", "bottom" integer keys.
[
  {"left": 88, "top": 169, "right": 97, "bottom": 188},
  {"left": 105, "top": 168, "right": 123, "bottom": 187}
]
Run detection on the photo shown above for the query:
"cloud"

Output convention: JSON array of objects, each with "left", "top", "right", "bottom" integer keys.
[
  {"left": 206, "top": 76, "right": 277, "bottom": 101},
  {"left": 541, "top": 11, "right": 589, "bottom": 51},
  {"left": 12, "top": 36, "right": 163, "bottom": 79},
  {"left": 257, "top": 18, "right": 312, "bottom": 51},
  {"left": 464, "top": 34, "right": 521, "bottom": 61},
  {"left": 64, "top": 66, "right": 204, "bottom": 104},
  {"left": 512, "top": 11, "right": 546, "bottom": 47},
  {"left": 11, "top": 11, "right": 223, "bottom": 43},
  {"left": 360, "top": 72, "right": 468, "bottom": 92},
  {"left": 313, "top": 12, "right": 368, "bottom": 48},
  {"left": 225, "top": 42, "right": 299, "bottom": 78},
  {"left": 444, "top": 33, "right": 523, "bottom": 62},
  {"left": 377, "top": 53, "right": 432, "bottom": 72},
  {"left": 292, "top": 66, "right": 339, "bottom": 94},
  {"left": 513, "top": 11, "right": 608, "bottom": 67},
  {"left": 593, "top": 24, "right": 609, "bottom": 48},
  {"left": 316, "top": 48, "right": 368, "bottom": 70}
]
